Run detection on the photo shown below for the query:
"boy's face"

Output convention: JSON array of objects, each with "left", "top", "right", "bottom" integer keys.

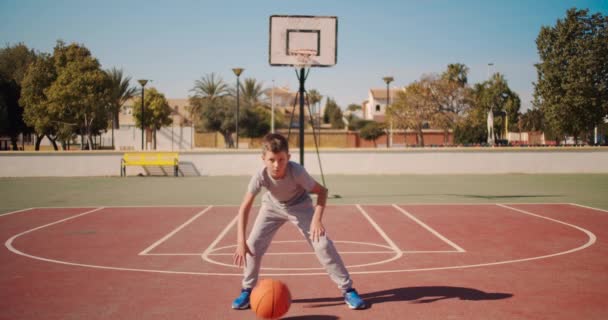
[{"left": 262, "top": 150, "right": 290, "bottom": 179}]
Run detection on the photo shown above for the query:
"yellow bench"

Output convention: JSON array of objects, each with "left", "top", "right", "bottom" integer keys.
[{"left": 121, "top": 152, "right": 179, "bottom": 177}]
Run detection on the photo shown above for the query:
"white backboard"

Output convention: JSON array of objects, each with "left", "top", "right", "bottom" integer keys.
[{"left": 269, "top": 15, "right": 338, "bottom": 67}]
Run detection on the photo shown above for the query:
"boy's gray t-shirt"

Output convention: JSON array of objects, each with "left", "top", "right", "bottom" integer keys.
[{"left": 248, "top": 161, "right": 317, "bottom": 208}]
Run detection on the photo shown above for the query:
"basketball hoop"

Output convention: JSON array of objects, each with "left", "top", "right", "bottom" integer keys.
[{"left": 289, "top": 49, "right": 318, "bottom": 69}]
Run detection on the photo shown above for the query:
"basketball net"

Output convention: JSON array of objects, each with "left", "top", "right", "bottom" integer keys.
[{"left": 290, "top": 49, "right": 318, "bottom": 70}]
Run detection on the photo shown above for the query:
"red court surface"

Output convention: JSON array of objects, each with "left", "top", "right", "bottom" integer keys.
[{"left": 1, "top": 203, "right": 607, "bottom": 319}]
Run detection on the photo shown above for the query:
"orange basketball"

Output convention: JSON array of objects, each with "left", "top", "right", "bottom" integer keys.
[{"left": 250, "top": 279, "right": 291, "bottom": 319}]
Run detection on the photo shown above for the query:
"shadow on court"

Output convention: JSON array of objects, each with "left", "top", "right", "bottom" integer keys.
[{"left": 292, "top": 286, "right": 513, "bottom": 309}]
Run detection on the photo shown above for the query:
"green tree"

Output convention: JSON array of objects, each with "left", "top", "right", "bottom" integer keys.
[
  {"left": 240, "top": 106, "right": 271, "bottom": 138},
  {"left": 442, "top": 63, "right": 469, "bottom": 86},
  {"left": 518, "top": 108, "right": 544, "bottom": 132},
  {"left": 470, "top": 73, "right": 521, "bottom": 144},
  {"left": 534, "top": 8, "right": 608, "bottom": 143},
  {"left": 0, "top": 43, "right": 37, "bottom": 149},
  {"left": 359, "top": 121, "right": 386, "bottom": 147},
  {"left": 46, "top": 41, "right": 111, "bottom": 150},
  {"left": 189, "top": 73, "right": 233, "bottom": 146},
  {"left": 387, "top": 77, "right": 437, "bottom": 146},
  {"left": 323, "top": 98, "right": 344, "bottom": 129},
  {"left": 20, "top": 54, "right": 61, "bottom": 150},
  {"left": 132, "top": 87, "right": 172, "bottom": 149},
  {"left": 433, "top": 65, "right": 473, "bottom": 144},
  {"left": 189, "top": 95, "right": 235, "bottom": 147},
  {"left": 0, "top": 43, "right": 37, "bottom": 85}
]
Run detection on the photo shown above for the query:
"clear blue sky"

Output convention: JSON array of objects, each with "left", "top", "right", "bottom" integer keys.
[{"left": 1, "top": 0, "right": 606, "bottom": 111}]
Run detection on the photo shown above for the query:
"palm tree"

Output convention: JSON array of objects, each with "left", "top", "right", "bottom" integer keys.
[
  {"left": 189, "top": 73, "right": 230, "bottom": 146},
  {"left": 191, "top": 72, "right": 229, "bottom": 101},
  {"left": 106, "top": 67, "right": 137, "bottom": 149},
  {"left": 237, "top": 78, "right": 266, "bottom": 109}
]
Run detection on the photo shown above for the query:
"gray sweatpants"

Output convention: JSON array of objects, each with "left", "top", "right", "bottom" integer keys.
[{"left": 242, "top": 201, "right": 353, "bottom": 293}]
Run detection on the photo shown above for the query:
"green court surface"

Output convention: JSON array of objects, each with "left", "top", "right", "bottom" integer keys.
[{"left": 1, "top": 174, "right": 607, "bottom": 214}]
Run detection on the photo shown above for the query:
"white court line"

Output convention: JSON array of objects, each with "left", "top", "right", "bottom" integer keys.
[
  {"left": 355, "top": 205, "right": 403, "bottom": 259},
  {"left": 0, "top": 207, "right": 34, "bottom": 217},
  {"left": 17, "top": 203, "right": 576, "bottom": 210},
  {"left": 392, "top": 204, "right": 466, "bottom": 252},
  {"left": 5, "top": 204, "right": 598, "bottom": 276},
  {"left": 139, "top": 206, "right": 214, "bottom": 255},
  {"left": 569, "top": 203, "right": 608, "bottom": 213},
  {"left": 200, "top": 213, "right": 239, "bottom": 264}
]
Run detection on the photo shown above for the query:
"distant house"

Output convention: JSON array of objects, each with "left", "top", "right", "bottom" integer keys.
[
  {"left": 120, "top": 98, "right": 192, "bottom": 128},
  {"left": 362, "top": 88, "right": 403, "bottom": 122}
]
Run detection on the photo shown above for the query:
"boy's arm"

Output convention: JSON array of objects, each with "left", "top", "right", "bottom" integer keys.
[
  {"left": 233, "top": 191, "right": 256, "bottom": 267},
  {"left": 309, "top": 182, "right": 328, "bottom": 242}
]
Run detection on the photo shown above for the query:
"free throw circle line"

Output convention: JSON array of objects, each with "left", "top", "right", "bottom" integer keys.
[{"left": 4, "top": 204, "right": 598, "bottom": 276}]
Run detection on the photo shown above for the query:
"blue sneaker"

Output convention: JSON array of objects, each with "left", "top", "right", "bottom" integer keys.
[
  {"left": 231, "top": 288, "right": 251, "bottom": 310},
  {"left": 344, "top": 288, "right": 367, "bottom": 309}
]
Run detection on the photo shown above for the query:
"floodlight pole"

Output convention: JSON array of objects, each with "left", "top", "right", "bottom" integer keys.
[
  {"left": 232, "top": 68, "right": 244, "bottom": 149},
  {"left": 383, "top": 76, "right": 394, "bottom": 148},
  {"left": 137, "top": 79, "right": 149, "bottom": 150}
]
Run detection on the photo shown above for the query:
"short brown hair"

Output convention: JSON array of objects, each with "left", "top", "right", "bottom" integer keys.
[{"left": 261, "top": 133, "right": 289, "bottom": 154}]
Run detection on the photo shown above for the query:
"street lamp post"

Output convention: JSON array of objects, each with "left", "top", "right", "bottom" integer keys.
[
  {"left": 137, "top": 79, "right": 148, "bottom": 150},
  {"left": 232, "top": 68, "right": 244, "bottom": 149},
  {"left": 383, "top": 76, "right": 394, "bottom": 148}
]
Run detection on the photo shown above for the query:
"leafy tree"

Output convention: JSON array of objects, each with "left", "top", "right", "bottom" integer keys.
[
  {"left": 471, "top": 73, "right": 521, "bottom": 143},
  {"left": 0, "top": 78, "right": 23, "bottom": 149},
  {"left": 240, "top": 106, "right": 271, "bottom": 138},
  {"left": 359, "top": 121, "right": 386, "bottom": 147},
  {"left": 432, "top": 65, "right": 473, "bottom": 144},
  {"left": 442, "top": 63, "right": 469, "bottom": 86},
  {"left": 518, "top": 108, "right": 544, "bottom": 132},
  {"left": 189, "top": 95, "right": 235, "bottom": 147},
  {"left": 131, "top": 87, "right": 172, "bottom": 149},
  {"left": 190, "top": 73, "right": 233, "bottom": 145},
  {"left": 387, "top": 77, "right": 437, "bottom": 146},
  {"left": 323, "top": 98, "right": 344, "bottom": 129},
  {"left": 0, "top": 43, "right": 37, "bottom": 85},
  {"left": 46, "top": 41, "right": 111, "bottom": 150},
  {"left": 0, "top": 43, "right": 37, "bottom": 149},
  {"left": 534, "top": 8, "right": 608, "bottom": 143},
  {"left": 20, "top": 54, "right": 61, "bottom": 150},
  {"left": 348, "top": 118, "right": 372, "bottom": 131}
]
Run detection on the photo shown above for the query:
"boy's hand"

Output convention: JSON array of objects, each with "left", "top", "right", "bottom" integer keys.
[
  {"left": 309, "top": 219, "right": 326, "bottom": 242},
  {"left": 233, "top": 242, "right": 254, "bottom": 267}
]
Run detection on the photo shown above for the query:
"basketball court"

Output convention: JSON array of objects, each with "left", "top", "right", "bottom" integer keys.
[{"left": 2, "top": 203, "right": 607, "bottom": 319}]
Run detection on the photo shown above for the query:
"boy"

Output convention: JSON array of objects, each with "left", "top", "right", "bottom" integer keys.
[{"left": 232, "top": 133, "right": 367, "bottom": 310}]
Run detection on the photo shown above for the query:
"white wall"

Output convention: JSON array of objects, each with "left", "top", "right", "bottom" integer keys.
[
  {"left": 1, "top": 148, "right": 607, "bottom": 177},
  {"left": 36, "top": 125, "right": 195, "bottom": 151}
]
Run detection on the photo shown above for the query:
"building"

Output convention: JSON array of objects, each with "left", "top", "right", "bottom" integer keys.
[
  {"left": 362, "top": 88, "right": 403, "bottom": 122},
  {"left": 116, "top": 98, "right": 194, "bottom": 150}
]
